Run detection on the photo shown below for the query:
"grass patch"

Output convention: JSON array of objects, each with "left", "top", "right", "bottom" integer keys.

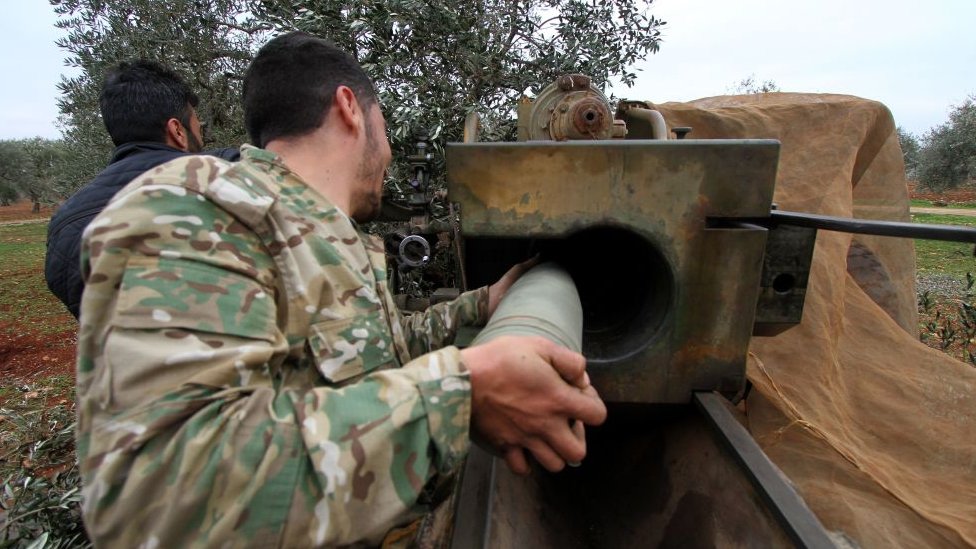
[
  {"left": 911, "top": 199, "right": 976, "bottom": 209},
  {"left": 912, "top": 214, "right": 976, "bottom": 279},
  {"left": 0, "top": 375, "right": 74, "bottom": 406},
  {"left": 0, "top": 222, "right": 74, "bottom": 335},
  {"left": 913, "top": 212, "right": 976, "bottom": 365},
  {"left": 0, "top": 223, "right": 50, "bottom": 272}
]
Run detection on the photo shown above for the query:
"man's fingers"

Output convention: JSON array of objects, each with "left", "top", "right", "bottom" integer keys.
[
  {"left": 560, "top": 384, "right": 608, "bottom": 427},
  {"left": 489, "top": 257, "right": 542, "bottom": 315},
  {"left": 567, "top": 420, "right": 586, "bottom": 467},
  {"left": 517, "top": 254, "right": 541, "bottom": 272},
  {"left": 498, "top": 255, "right": 539, "bottom": 287},
  {"left": 531, "top": 337, "right": 606, "bottom": 426},
  {"left": 504, "top": 421, "right": 588, "bottom": 475},
  {"left": 525, "top": 439, "right": 567, "bottom": 473},
  {"left": 504, "top": 446, "right": 530, "bottom": 476},
  {"left": 542, "top": 340, "right": 587, "bottom": 388},
  {"left": 571, "top": 419, "right": 585, "bottom": 442},
  {"left": 537, "top": 418, "right": 586, "bottom": 465},
  {"left": 506, "top": 255, "right": 539, "bottom": 279}
]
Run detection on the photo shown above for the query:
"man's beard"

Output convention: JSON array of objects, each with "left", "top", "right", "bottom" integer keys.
[
  {"left": 351, "top": 119, "right": 384, "bottom": 223},
  {"left": 180, "top": 114, "right": 203, "bottom": 153},
  {"left": 186, "top": 130, "right": 203, "bottom": 153}
]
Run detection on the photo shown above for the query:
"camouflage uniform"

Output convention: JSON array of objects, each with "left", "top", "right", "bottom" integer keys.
[{"left": 76, "top": 145, "right": 488, "bottom": 547}]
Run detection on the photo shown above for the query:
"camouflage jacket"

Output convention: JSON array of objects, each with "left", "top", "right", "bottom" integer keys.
[{"left": 76, "top": 145, "right": 488, "bottom": 547}]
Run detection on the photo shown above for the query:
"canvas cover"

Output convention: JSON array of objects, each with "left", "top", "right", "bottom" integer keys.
[{"left": 655, "top": 94, "right": 976, "bottom": 547}]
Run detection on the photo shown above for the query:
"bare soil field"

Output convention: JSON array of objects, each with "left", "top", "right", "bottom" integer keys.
[
  {"left": 908, "top": 181, "right": 976, "bottom": 205},
  {"left": 0, "top": 202, "right": 75, "bottom": 391},
  {"left": 0, "top": 200, "right": 58, "bottom": 224},
  {"left": 0, "top": 323, "right": 76, "bottom": 384}
]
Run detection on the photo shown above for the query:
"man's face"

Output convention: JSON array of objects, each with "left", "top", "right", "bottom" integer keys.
[
  {"left": 184, "top": 108, "right": 204, "bottom": 153},
  {"left": 351, "top": 103, "right": 391, "bottom": 223}
]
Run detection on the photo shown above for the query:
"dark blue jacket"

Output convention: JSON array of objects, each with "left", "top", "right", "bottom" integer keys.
[{"left": 45, "top": 142, "right": 239, "bottom": 319}]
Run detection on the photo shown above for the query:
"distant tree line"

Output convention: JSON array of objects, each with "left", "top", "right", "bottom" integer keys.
[
  {"left": 727, "top": 74, "right": 781, "bottom": 94},
  {"left": 0, "top": 138, "right": 70, "bottom": 210},
  {"left": 898, "top": 95, "right": 976, "bottom": 192}
]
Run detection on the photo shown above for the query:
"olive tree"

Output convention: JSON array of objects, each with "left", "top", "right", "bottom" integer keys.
[
  {"left": 917, "top": 95, "right": 976, "bottom": 192},
  {"left": 257, "top": 0, "right": 664, "bottom": 180},
  {"left": 727, "top": 74, "right": 780, "bottom": 94},
  {"left": 21, "top": 138, "right": 70, "bottom": 211},
  {"left": 897, "top": 126, "right": 920, "bottom": 181},
  {"left": 54, "top": 0, "right": 665, "bottom": 189},
  {"left": 51, "top": 0, "right": 267, "bottom": 193},
  {"left": 0, "top": 139, "right": 68, "bottom": 209},
  {"left": 0, "top": 140, "right": 30, "bottom": 206}
]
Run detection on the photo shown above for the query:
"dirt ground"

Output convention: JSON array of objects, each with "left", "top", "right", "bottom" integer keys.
[
  {"left": 0, "top": 322, "right": 76, "bottom": 384},
  {"left": 0, "top": 201, "right": 75, "bottom": 387},
  {"left": 0, "top": 200, "right": 58, "bottom": 224},
  {"left": 908, "top": 181, "right": 976, "bottom": 205}
]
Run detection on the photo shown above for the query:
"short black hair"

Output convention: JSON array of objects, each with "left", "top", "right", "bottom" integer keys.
[
  {"left": 243, "top": 31, "right": 377, "bottom": 147},
  {"left": 99, "top": 60, "right": 199, "bottom": 147}
]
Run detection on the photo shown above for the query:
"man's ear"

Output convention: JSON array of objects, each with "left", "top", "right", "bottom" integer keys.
[
  {"left": 164, "top": 118, "right": 188, "bottom": 151},
  {"left": 332, "top": 86, "right": 364, "bottom": 135}
]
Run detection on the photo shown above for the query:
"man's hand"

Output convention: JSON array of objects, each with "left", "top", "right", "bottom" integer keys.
[
  {"left": 487, "top": 256, "right": 539, "bottom": 316},
  {"left": 461, "top": 335, "right": 607, "bottom": 474}
]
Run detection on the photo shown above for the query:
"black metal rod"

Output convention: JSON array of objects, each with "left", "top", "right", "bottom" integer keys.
[
  {"left": 763, "top": 210, "right": 976, "bottom": 243},
  {"left": 694, "top": 392, "right": 836, "bottom": 549}
]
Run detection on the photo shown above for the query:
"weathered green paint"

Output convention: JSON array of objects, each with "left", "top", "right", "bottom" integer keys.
[{"left": 447, "top": 140, "right": 780, "bottom": 404}]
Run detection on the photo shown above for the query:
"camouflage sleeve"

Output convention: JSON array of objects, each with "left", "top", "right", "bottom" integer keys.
[
  {"left": 397, "top": 287, "right": 489, "bottom": 357},
  {"left": 77, "top": 172, "right": 472, "bottom": 547}
]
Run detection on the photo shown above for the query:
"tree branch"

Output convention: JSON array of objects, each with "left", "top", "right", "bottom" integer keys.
[{"left": 215, "top": 20, "right": 273, "bottom": 35}]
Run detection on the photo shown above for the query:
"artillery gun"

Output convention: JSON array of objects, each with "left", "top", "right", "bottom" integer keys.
[{"left": 381, "top": 75, "right": 976, "bottom": 548}]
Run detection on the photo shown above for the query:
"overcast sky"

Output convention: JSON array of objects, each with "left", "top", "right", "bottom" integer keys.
[
  {"left": 612, "top": 0, "right": 975, "bottom": 137},
  {"left": 2, "top": 0, "right": 973, "bottom": 140}
]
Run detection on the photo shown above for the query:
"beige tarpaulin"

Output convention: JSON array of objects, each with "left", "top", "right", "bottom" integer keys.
[{"left": 656, "top": 94, "right": 976, "bottom": 548}]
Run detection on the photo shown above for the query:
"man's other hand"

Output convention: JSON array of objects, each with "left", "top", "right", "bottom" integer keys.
[
  {"left": 487, "top": 256, "right": 539, "bottom": 316},
  {"left": 461, "top": 335, "right": 607, "bottom": 475}
]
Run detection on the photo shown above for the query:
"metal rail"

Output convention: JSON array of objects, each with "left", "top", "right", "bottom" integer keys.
[
  {"left": 724, "top": 210, "right": 976, "bottom": 244},
  {"left": 694, "top": 392, "right": 837, "bottom": 549},
  {"left": 449, "top": 445, "right": 495, "bottom": 549}
]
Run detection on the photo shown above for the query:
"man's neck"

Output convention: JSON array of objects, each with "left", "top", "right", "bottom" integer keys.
[{"left": 265, "top": 134, "right": 354, "bottom": 215}]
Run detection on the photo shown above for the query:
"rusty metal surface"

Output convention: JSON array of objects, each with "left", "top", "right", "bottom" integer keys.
[
  {"left": 617, "top": 103, "right": 669, "bottom": 140},
  {"left": 447, "top": 140, "right": 779, "bottom": 403},
  {"left": 752, "top": 223, "right": 817, "bottom": 336},
  {"left": 695, "top": 393, "right": 836, "bottom": 549},
  {"left": 519, "top": 74, "right": 616, "bottom": 141},
  {"left": 448, "top": 140, "right": 777, "bottom": 235},
  {"left": 447, "top": 406, "right": 802, "bottom": 548}
]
